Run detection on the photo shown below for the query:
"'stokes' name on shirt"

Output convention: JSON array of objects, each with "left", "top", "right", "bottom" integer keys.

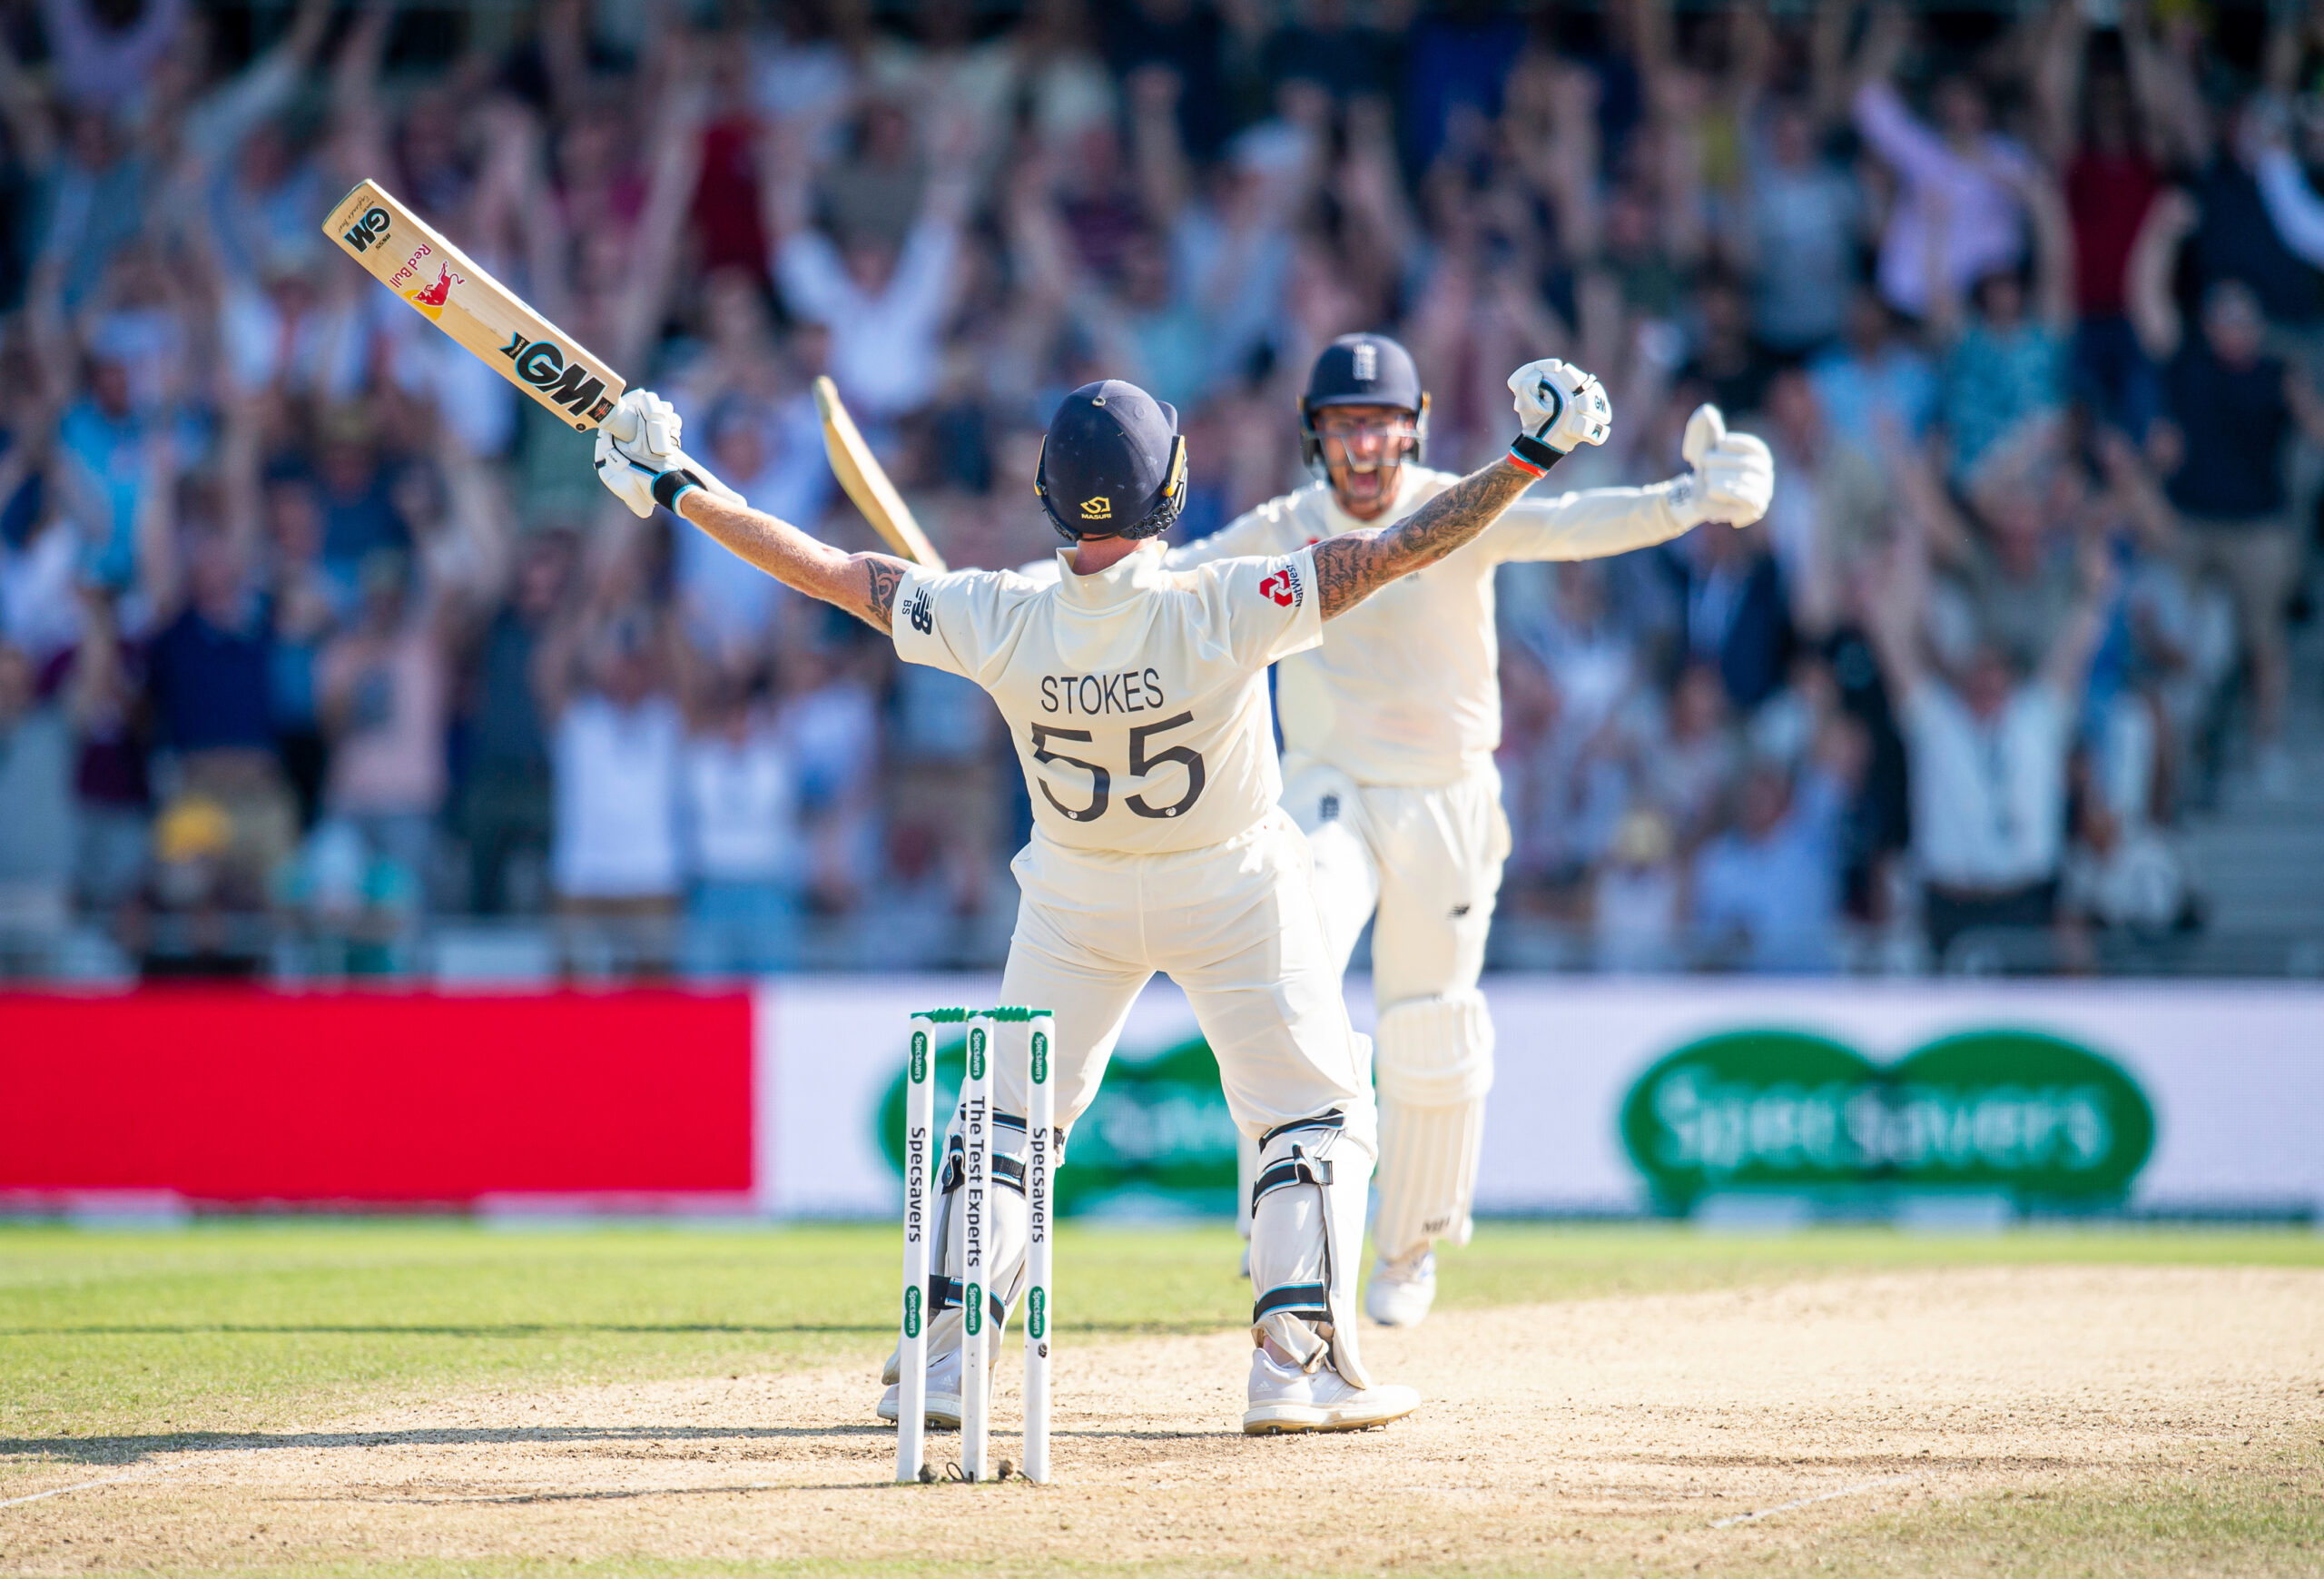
[{"left": 891, "top": 543, "right": 1324, "bottom": 855}]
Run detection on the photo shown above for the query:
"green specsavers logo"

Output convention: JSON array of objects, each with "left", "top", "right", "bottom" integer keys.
[
  {"left": 1620, "top": 1028, "right": 2156, "bottom": 1212},
  {"left": 879, "top": 1032, "right": 1236, "bottom": 1216}
]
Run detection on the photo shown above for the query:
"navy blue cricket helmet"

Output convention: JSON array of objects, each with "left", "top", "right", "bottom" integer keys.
[
  {"left": 1034, "top": 380, "right": 1187, "bottom": 543},
  {"left": 1299, "top": 332, "right": 1429, "bottom": 476}
]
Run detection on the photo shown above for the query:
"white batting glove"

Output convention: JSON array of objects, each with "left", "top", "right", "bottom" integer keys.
[
  {"left": 1665, "top": 404, "right": 1776, "bottom": 529},
  {"left": 593, "top": 429, "right": 658, "bottom": 518},
  {"left": 1507, "top": 359, "right": 1613, "bottom": 463},
  {"left": 592, "top": 389, "right": 744, "bottom": 518},
  {"left": 605, "top": 389, "right": 682, "bottom": 461}
]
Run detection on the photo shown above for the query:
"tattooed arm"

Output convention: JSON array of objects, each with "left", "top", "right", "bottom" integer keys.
[
  {"left": 1312, "top": 458, "right": 1545, "bottom": 619},
  {"left": 676, "top": 489, "right": 912, "bottom": 632}
]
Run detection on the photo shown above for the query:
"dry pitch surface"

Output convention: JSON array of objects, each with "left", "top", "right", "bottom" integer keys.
[{"left": 3, "top": 1257, "right": 2319, "bottom": 1577}]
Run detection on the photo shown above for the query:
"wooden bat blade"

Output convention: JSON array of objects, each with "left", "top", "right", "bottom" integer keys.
[
  {"left": 812, "top": 376, "right": 948, "bottom": 572},
  {"left": 323, "top": 181, "right": 625, "bottom": 433}
]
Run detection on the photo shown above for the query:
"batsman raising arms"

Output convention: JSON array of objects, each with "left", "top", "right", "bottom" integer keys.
[
  {"left": 594, "top": 358, "right": 1611, "bottom": 1434},
  {"left": 1169, "top": 335, "right": 1776, "bottom": 1327}
]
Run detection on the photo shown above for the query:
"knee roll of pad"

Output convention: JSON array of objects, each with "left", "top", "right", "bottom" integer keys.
[
  {"left": 1371, "top": 992, "right": 1494, "bottom": 1261},
  {"left": 1246, "top": 1110, "right": 1376, "bottom": 1390},
  {"left": 1373, "top": 993, "right": 1494, "bottom": 1106}
]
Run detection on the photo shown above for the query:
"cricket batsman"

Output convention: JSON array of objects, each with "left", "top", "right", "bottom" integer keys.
[
  {"left": 1169, "top": 335, "right": 1775, "bottom": 1326},
  {"left": 592, "top": 356, "right": 1611, "bottom": 1432}
]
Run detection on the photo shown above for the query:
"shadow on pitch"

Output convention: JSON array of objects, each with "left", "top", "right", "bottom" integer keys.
[
  {"left": 0, "top": 1423, "right": 900, "bottom": 1467},
  {"left": 0, "top": 1319, "right": 1232, "bottom": 1337},
  {"left": 319, "top": 1480, "right": 929, "bottom": 1505},
  {"left": 0, "top": 1417, "right": 1268, "bottom": 1468},
  {"left": 0, "top": 1324, "right": 891, "bottom": 1337}
]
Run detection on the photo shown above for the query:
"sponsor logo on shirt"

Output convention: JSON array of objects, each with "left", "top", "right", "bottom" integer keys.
[
  {"left": 1259, "top": 560, "right": 1305, "bottom": 609},
  {"left": 907, "top": 587, "right": 933, "bottom": 635}
]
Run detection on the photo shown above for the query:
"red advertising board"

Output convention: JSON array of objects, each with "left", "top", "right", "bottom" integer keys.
[{"left": 0, "top": 990, "right": 753, "bottom": 1205}]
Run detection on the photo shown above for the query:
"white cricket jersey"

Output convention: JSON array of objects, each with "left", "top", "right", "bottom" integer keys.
[
  {"left": 1167, "top": 467, "right": 1688, "bottom": 786},
  {"left": 891, "top": 542, "right": 1324, "bottom": 854}
]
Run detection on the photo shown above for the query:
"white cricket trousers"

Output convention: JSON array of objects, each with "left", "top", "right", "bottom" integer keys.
[
  {"left": 1283, "top": 755, "right": 1512, "bottom": 995},
  {"left": 993, "top": 807, "right": 1375, "bottom": 1151},
  {"left": 1274, "top": 755, "right": 1509, "bottom": 1264}
]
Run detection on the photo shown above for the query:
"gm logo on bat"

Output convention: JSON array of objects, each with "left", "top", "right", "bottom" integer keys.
[
  {"left": 341, "top": 206, "right": 391, "bottom": 252},
  {"left": 498, "top": 331, "right": 617, "bottom": 427}
]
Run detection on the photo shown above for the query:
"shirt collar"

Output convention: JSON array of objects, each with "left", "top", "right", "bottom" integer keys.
[{"left": 1052, "top": 540, "right": 1172, "bottom": 607}]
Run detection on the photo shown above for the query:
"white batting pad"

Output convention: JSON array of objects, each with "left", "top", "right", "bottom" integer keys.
[
  {"left": 1247, "top": 1112, "right": 1377, "bottom": 1391},
  {"left": 1370, "top": 992, "right": 1495, "bottom": 1261}
]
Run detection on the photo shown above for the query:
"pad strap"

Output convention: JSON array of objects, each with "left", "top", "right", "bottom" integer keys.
[
  {"left": 1253, "top": 1282, "right": 1332, "bottom": 1324},
  {"left": 1258, "top": 1110, "right": 1345, "bottom": 1149},
  {"left": 1250, "top": 1150, "right": 1333, "bottom": 1212},
  {"left": 990, "top": 1110, "right": 1068, "bottom": 1167},
  {"left": 928, "top": 1274, "right": 1007, "bottom": 1328}
]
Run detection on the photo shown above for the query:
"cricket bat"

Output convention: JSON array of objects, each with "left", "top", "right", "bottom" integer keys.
[
  {"left": 812, "top": 375, "right": 947, "bottom": 572},
  {"left": 324, "top": 180, "right": 623, "bottom": 432}
]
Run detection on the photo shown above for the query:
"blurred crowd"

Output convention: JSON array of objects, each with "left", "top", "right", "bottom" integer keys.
[{"left": 0, "top": 0, "right": 2318, "bottom": 978}]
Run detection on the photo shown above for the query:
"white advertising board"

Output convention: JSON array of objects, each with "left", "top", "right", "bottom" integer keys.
[{"left": 753, "top": 977, "right": 2324, "bottom": 1220}]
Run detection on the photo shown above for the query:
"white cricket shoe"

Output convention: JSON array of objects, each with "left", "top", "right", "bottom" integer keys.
[
  {"left": 1242, "top": 1347, "right": 1421, "bottom": 1435},
  {"left": 876, "top": 1344, "right": 969, "bottom": 1429},
  {"left": 1364, "top": 1249, "right": 1437, "bottom": 1327}
]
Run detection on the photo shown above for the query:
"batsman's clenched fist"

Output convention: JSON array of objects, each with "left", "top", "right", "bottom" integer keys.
[
  {"left": 605, "top": 389, "right": 683, "bottom": 462},
  {"left": 593, "top": 389, "right": 743, "bottom": 518},
  {"left": 1668, "top": 403, "right": 1776, "bottom": 529},
  {"left": 1508, "top": 359, "right": 1613, "bottom": 456}
]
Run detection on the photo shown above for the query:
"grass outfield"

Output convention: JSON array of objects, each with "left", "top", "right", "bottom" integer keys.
[
  {"left": 3, "top": 1221, "right": 2320, "bottom": 1441},
  {"left": 1, "top": 1223, "right": 2318, "bottom": 1576}
]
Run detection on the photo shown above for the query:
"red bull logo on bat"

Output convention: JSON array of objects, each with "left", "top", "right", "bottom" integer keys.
[{"left": 405, "top": 263, "right": 462, "bottom": 321}]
